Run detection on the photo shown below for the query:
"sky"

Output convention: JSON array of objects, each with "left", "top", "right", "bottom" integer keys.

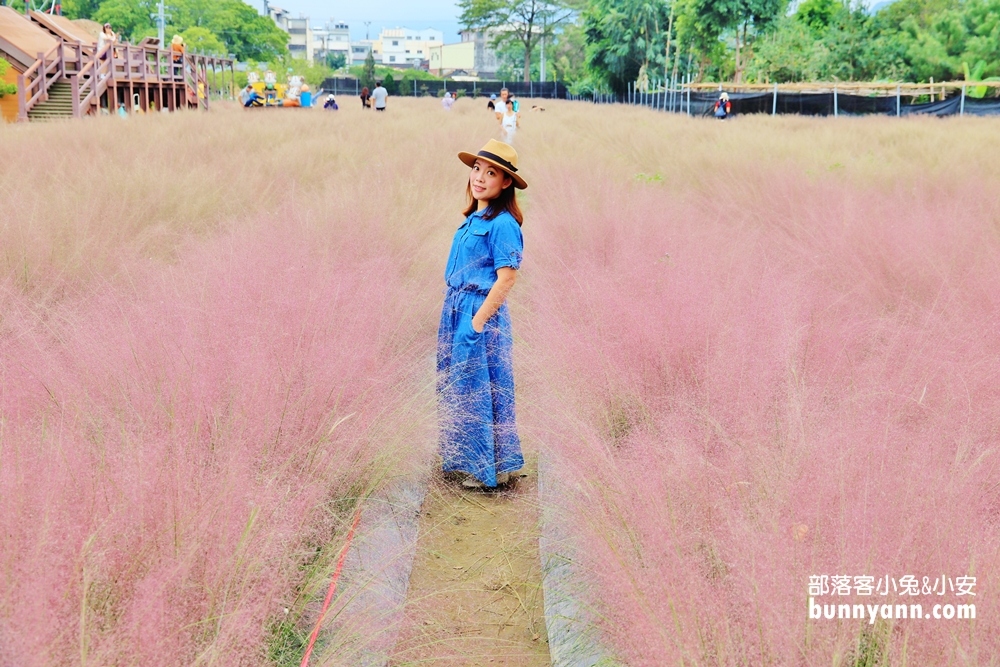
[{"left": 259, "top": 0, "right": 465, "bottom": 44}]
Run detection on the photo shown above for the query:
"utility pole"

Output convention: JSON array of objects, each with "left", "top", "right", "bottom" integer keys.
[
  {"left": 364, "top": 21, "right": 371, "bottom": 40},
  {"left": 150, "top": 0, "right": 170, "bottom": 46}
]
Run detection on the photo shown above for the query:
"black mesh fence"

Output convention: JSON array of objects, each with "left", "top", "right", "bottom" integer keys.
[
  {"left": 318, "top": 77, "right": 568, "bottom": 99},
  {"left": 614, "top": 87, "right": 1000, "bottom": 117}
]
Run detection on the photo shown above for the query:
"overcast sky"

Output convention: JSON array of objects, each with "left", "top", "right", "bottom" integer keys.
[{"left": 259, "top": 0, "right": 465, "bottom": 43}]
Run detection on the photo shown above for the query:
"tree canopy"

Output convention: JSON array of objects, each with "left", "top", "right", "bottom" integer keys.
[
  {"left": 66, "top": 0, "right": 286, "bottom": 60},
  {"left": 552, "top": 0, "right": 1000, "bottom": 92},
  {"left": 459, "top": 0, "right": 577, "bottom": 81}
]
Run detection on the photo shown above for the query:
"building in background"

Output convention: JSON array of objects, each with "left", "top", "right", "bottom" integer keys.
[
  {"left": 312, "top": 19, "right": 350, "bottom": 65},
  {"left": 350, "top": 40, "right": 378, "bottom": 66},
  {"left": 377, "top": 27, "right": 442, "bottom": 68},
  {"left": 267, "top": 5, "right": 315, "bottom": 63},
  {"left": 428, "top": 29, "right": 498, "bottom": 79}
]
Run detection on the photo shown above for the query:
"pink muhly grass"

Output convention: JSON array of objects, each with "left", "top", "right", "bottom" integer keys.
[
  {"left": 0, "top": 212, "right": 431, "bottom": 665},
  {"left": 523, "top": 166, "right": 1000, "bottom": 665}
]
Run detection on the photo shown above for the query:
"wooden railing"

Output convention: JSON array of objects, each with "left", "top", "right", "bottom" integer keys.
[
  {"left": 16, "top": 41, "right": 62, "bottom": 121},
  {"left": 73, "top": 41, "right": 112, "bottom": 118},
  {"left": 15, "top": 35, "right": 232, "bottom": 120}
]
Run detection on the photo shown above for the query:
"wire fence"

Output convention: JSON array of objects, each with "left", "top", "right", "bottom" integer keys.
[
  {"left": 319, "top": 77, "right": 568, "bottom": 99},
  {"left": 570, "top": 78, "right": 1000, "bottom": 117}
]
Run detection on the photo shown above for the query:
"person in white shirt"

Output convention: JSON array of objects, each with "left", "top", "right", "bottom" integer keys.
[
  {"left": 442, "top": 91, "right": 455, "bottom": 110},
  {"left": 370, "top": 81, "right": 388, "bottom": 111},
  {"left": 497, "top": 98, "right": 519, "bottom": 141}
]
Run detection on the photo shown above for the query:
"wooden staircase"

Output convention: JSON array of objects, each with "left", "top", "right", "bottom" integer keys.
[{"left": 26, "top": 79, "right": 77, "bottom": 120}]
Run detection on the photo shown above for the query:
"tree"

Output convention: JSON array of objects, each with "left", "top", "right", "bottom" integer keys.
[
  {"left": 95, "top": 0, "right": 153, "bottom": 41},
  {"left": 382, "top": 71, "right": 398, "bottom": 94},
  {"left": 0, "top": 57, "right": 18, "bottom": 97},
  {"left": 361, "top": 50, "right": 376, "bottom": 91},
  {"left": 325, "top": 51, "right": 346, "bottom": 70},
  {"left": 677, "top": 0, "right": 785, "bottom": 82},
  {"left": 550, "top": 21, "right": 587, "bottom": 82},
  {"left": 61, "top": 0, "right": 102, "bottom": 18},
  {"left": 584, "top": 0, "right": 673, "bottom": 92},
  {"left": 181, "top": 26, "right": 226, "bottom": 55},
  {"left": 459, "top": 0, "right": 576, "bottom": 82}
]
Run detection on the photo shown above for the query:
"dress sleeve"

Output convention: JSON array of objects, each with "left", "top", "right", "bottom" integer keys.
[{"left": 490, "top": 215, "right": 523, "bottom": 271}]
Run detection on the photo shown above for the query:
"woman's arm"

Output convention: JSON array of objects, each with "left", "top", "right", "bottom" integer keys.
[{"left": 471, "top": 267, "right": 517, "bottom": 332}]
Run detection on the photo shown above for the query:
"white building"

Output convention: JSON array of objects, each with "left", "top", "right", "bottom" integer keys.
[
  {"left": 377, "top": 27, "right": 443, "bottom": 67},
  {"left": 312, "top": 19, "right": 350, "bottom": 65},
  {"left": 268, "top": 5, "right": 315, "bottom": 64},
  {"left": 350, "top": 40, "right": 376, "bottom": 66}
]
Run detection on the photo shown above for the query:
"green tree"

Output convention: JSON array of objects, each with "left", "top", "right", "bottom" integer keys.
[
  {"left": 0, "top": 57, "right": 18, "bottom": 97},
  {"left": 459, "top": 0, "right": 576, "bottom": 82},
  {"left": 325, "top": 51, "right": 346, "bottom": 70},
  {"left": 550, "top": 21, "right": 587, "bottom": 82},
  {"left": 679, "top": 0, "right": 785, "bottom": 82},
  {"left": 584, "top": 0, "right": 674, "bottom": 92},
  {"left": 181, "top": 26, "right": 226, "bottom": 55},
  {"left": 361, "top": 50, "right": 376, "bottom": 91},
  {"left": 382, "top": 71, "right": 398, "bottom": 94},
  {"left": 95, "top": 0, "right": 153, "bottom": 41},
  {"left": 62, "top": 0, "right": 102, "bottom": 19}
]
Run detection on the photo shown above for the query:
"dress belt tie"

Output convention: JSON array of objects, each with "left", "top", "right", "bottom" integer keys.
[{"left": 446, "top": 284, "right": 490, "bottom": 296}]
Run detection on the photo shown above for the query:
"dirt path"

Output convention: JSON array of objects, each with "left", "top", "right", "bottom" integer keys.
[{"left": 389, "top": 451, "right": 551, "bottom": 666}]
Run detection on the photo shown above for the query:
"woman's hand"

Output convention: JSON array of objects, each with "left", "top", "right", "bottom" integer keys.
[{"left": 471, "top": 268, "right": 517, "bottom": 334}]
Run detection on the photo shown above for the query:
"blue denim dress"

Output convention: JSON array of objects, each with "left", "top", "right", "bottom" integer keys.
[{"left": 437, "top": 208, "right": 524, "bottom": 486}]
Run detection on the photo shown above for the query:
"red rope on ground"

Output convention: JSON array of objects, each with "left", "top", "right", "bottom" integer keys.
[{"left": 299, "top": 504, "right": 364, "bottom": 667}]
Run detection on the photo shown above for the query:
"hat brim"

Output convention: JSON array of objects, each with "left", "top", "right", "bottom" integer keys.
[{"left": 458, "top": 151, "right": 527, "bottom": 190}]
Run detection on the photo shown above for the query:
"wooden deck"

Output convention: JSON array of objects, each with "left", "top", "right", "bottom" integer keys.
[{"left": 0, "top": 6, "right": 235, "bottom": 121}]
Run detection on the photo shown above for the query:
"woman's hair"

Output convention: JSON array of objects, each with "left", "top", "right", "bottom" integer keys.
[
  {"left": 462, "top": 174, "right": 523, "bottom": 225},
  {"left": 361, "top": 87, "right": 369, "bottom": 95}
]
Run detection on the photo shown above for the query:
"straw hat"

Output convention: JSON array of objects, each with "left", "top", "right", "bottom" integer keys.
[{"left": 458, "top": 139, "right": 527, "bottom": 190}]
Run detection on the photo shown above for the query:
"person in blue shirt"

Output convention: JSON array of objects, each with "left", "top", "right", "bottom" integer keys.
[{"left": 438, "top": 139, "right": 527, "bottom": 489}]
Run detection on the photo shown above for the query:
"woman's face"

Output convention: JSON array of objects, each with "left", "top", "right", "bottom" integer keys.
[{"left": 469, "top": 159, "right": 512, "bottom": 202}]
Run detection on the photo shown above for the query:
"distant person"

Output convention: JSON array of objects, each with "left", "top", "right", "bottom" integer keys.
[
  {"left": 360, "top": 86, "right": 370, "bottom": 109},
  {"left": 323, "top": 94, "right": 338, "bottom": 110},
  {"left": 171, "top": 34, "right": 185, "bottom": 77},
  {"left": 442, "top": 91, "right": 455, "bottom": 110},
  {"left": 371, "top": 80, "right": 388, "bottom": 111},
  {"left": 97, "top": 23, "right": 115, "bottom": 59},
  {"left": 117, "top": 103, "right": 127, "bottom": 118},
  {"left": 240, "top": 84, "right": 263, "bottom": 107},
  {"left": 300, "top": 84, "right": 312, "bottom": 107},
  {"left": 497, "top": 97, "right": 519, "bottom": 141},
  {"left": 487, "top": 93, "right": 496, "bottom": 111},
  {"left": 714, "top": 92, "right": 731, "bottom": 119},
  {"left": 499, "top": 87, "right": 509, "bottom": 106}
]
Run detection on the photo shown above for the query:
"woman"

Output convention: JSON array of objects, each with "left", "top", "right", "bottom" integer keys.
[
  {"left": 487, "top": 93, "right": 496, "bottom": 112},
  {"left": 97, "top": 23, "right": 115, "bottom": 60},
  {"left": 438, "top": 139, "right": 527, "bottom": 489},
  {"left": 360, "top": 86, "right": 370, "bottom": 109},
  {"left": 496, "top": 98, "right": 519, "bottom": 142}
]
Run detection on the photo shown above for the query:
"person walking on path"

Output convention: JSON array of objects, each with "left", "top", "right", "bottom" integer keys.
[
  {"left": 371, "top": 80, "right": 388, "bottom": 111},
  {"left": 497, "top": 98, "right": 520, "bottom": 142},
  {"left": 487, "top": 93, "right": 496, "bottom": 111},
  {"left": 360, "top": 86, "right": 370, "bottom": 109},
  {"left": 438, "top": 139, "right": 527, "bottom": 489}
]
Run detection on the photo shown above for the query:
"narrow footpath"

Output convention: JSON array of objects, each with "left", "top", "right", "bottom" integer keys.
[{"left": 389, "top": 451, "right": 551, "bottom": 666}]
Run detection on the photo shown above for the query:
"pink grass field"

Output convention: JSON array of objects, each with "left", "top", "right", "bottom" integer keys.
[
  {"left": 3, "top": 100, "right": 1000, "bottom": 665},
  {"left": 524, "top": 133, "right": 1000, "bottom": 663}
]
